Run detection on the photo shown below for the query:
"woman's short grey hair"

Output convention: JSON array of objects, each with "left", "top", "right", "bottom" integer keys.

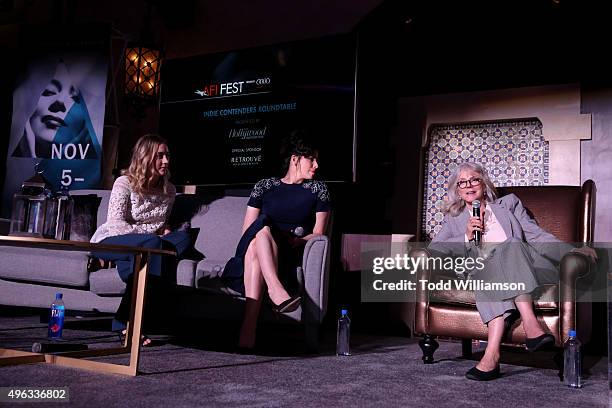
[{"left": 443, "top": 162, "right": 498, "bottom": 216}]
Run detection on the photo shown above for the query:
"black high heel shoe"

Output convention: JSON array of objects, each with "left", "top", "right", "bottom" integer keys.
[
  {"left": 271, "top": 296, "right": 301, "bottom": 313},
  {"left": 465, "top": 365, "right": 501, "bottom": 381}
]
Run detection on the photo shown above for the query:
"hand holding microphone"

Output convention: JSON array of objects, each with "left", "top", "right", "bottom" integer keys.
[
  {"left": 291, "top": 226, "right": 304, "bottom": 238},
  {"left": 467, "top": 200, "right": 483, "bottom": 246},
  {"left": 288, "top": 226, "right": 305, "bottom": 248}
]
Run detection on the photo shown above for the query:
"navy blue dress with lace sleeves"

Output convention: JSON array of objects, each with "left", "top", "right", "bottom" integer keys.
[
  {"left": 247, "top": 178, "right": 331, "bottom": 234},
  {"left": 223, "top": 177, "right": 331, "bottom": 295}
]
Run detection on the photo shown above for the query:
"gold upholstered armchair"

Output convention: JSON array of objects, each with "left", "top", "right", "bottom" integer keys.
[{"left": 412, "top": 180, "right": 596, "bottom": 364}]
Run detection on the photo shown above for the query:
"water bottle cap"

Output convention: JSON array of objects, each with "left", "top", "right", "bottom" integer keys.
[
  {"left": 568, "top": 329, "right": 576, "bottom": 337},
  {"left": 55, "top": 293, "right": 63, "bottom": 299},
  {"left": 341, "top": 309, "right": 348, "bottom": 316}
]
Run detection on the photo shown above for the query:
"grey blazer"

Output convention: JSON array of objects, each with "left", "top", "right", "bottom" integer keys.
[{"left": 429, "top": 193, "right": 573, "bottom": 271}]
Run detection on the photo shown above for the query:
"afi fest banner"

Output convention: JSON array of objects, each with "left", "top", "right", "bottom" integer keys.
[{"left": 2, "top": 27, "right": 108, "bottom": 216}]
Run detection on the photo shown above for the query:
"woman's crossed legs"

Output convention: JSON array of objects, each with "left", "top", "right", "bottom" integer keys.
[{"left": 239, "top": 226, "right": 293, "bottom": 348}]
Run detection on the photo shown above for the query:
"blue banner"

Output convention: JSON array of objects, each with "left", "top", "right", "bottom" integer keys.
[{"left": 2, "top": 28, "right": 108, "bottom": 215}]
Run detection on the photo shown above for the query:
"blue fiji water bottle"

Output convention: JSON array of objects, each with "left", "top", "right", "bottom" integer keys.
[
  {"left": 47, "top": 293, "right": 65, "bottom": 340},
  {"left": 563, "top": 329, "right": 582, "bottom": 388},
  {"left": 336, "top": 309, "right": 351, "bottom": 356}
]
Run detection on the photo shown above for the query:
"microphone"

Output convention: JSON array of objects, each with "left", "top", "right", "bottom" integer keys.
[
  {"left": 472, "top": 200, "right": 481, "bottom": 246},
  {"left": 291, "top": 226, "right": 304, "bottom": 237}
]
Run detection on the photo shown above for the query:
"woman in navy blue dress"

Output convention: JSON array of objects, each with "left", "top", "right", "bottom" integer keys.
[{"left": 236, "top": 135, "right": 331, "bottom": 350}]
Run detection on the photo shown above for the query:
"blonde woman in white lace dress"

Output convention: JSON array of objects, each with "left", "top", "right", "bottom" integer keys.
[{"left": 91, "top": 134, "right": 191, "bottom": 344}]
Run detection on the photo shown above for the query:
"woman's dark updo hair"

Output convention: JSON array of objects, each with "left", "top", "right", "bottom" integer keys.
[{"left": 280, "top": 130, "right": 318, "bottom": 174}]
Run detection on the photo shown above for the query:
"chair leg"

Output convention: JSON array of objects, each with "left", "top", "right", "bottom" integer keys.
[
  {"left": 461, "top": 338, "right": 473, "bottom": 359},
  {"left": 418, "top": 334, "right": 439, "bottom": 364}
]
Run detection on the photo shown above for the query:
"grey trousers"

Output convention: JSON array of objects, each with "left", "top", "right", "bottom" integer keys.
[{"left": 472, "top": 237, "right": 558, "bottom": 324}]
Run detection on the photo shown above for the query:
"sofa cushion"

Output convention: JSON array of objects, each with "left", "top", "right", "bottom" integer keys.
[
  {"left": 177, "top": 259, "right": 197, "bottom": 287},
  {"left": 89, "top": 267, "right": 125, "bottom": 295},
  {"left": 89, "top": 260, "right": 197, "bottom": 294},
  {"left": 0, "top": 246, "right": 89, "bottom": 287},
  {"left": 196, "top": 277, "right": 243, "bottom": 297},
  {"left": 196, "top": 258, "right": 228, "bottom": 280},
  {"left": 195, "top": 258, "right": 241, "bottom": 296},
  {"left": 188, "top": 195, "right": 248, "bottom": 264}
]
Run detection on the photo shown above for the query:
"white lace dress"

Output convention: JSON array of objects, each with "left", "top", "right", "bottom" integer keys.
[{"left": 90, "top": 176, "right": 176, "bottom": 243}]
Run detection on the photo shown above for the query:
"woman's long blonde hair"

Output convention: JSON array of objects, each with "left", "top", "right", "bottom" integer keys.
[
  {"left": 443, "top": 162, "right": 497, "bottom": 216},
  {"left": 123, "top": 134, "right": 171, "bottom": 195}
]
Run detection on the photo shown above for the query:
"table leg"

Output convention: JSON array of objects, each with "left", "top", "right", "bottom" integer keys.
[
  {"left": 0, "top": 238, "right": 173, "bottom": 376},
  {"left": 127, "top": 252, "right": 148, "bottom": 374},
  {"left": 0, "top": 254, "right": 150, "bottom": 376},
  {"left": 35, "top": 257, "right": 148, "bottom": 376},
  {"left": 42, "top": 256, "right": 149, "bottom": 376}
]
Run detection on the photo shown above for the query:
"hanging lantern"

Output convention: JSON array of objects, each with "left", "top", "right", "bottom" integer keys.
[{"left": 124, "top": 44, "right": 163, "bottom": 100}]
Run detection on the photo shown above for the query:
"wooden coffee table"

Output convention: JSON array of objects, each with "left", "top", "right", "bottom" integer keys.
[{"left": 0, "top": 235, "right": 176, "bottom": 376}]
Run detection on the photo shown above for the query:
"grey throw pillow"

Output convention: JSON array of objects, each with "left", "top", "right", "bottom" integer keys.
[{"left": 70, "top": 194, "right": 102, "bottom": 241}]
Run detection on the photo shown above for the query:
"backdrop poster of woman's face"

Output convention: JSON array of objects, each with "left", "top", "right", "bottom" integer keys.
[{"left": 2, "top": 51, "right": 108, "bottom": 213}]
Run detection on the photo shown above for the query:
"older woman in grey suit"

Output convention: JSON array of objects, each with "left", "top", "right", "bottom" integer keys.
[{"left": 429, "top": 162, "right": 596, "bottom": 381}]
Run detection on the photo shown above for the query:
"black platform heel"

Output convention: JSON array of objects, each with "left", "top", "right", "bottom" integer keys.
[{"left": 271, "top": 296, "right": 301, "bottom": 313}]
